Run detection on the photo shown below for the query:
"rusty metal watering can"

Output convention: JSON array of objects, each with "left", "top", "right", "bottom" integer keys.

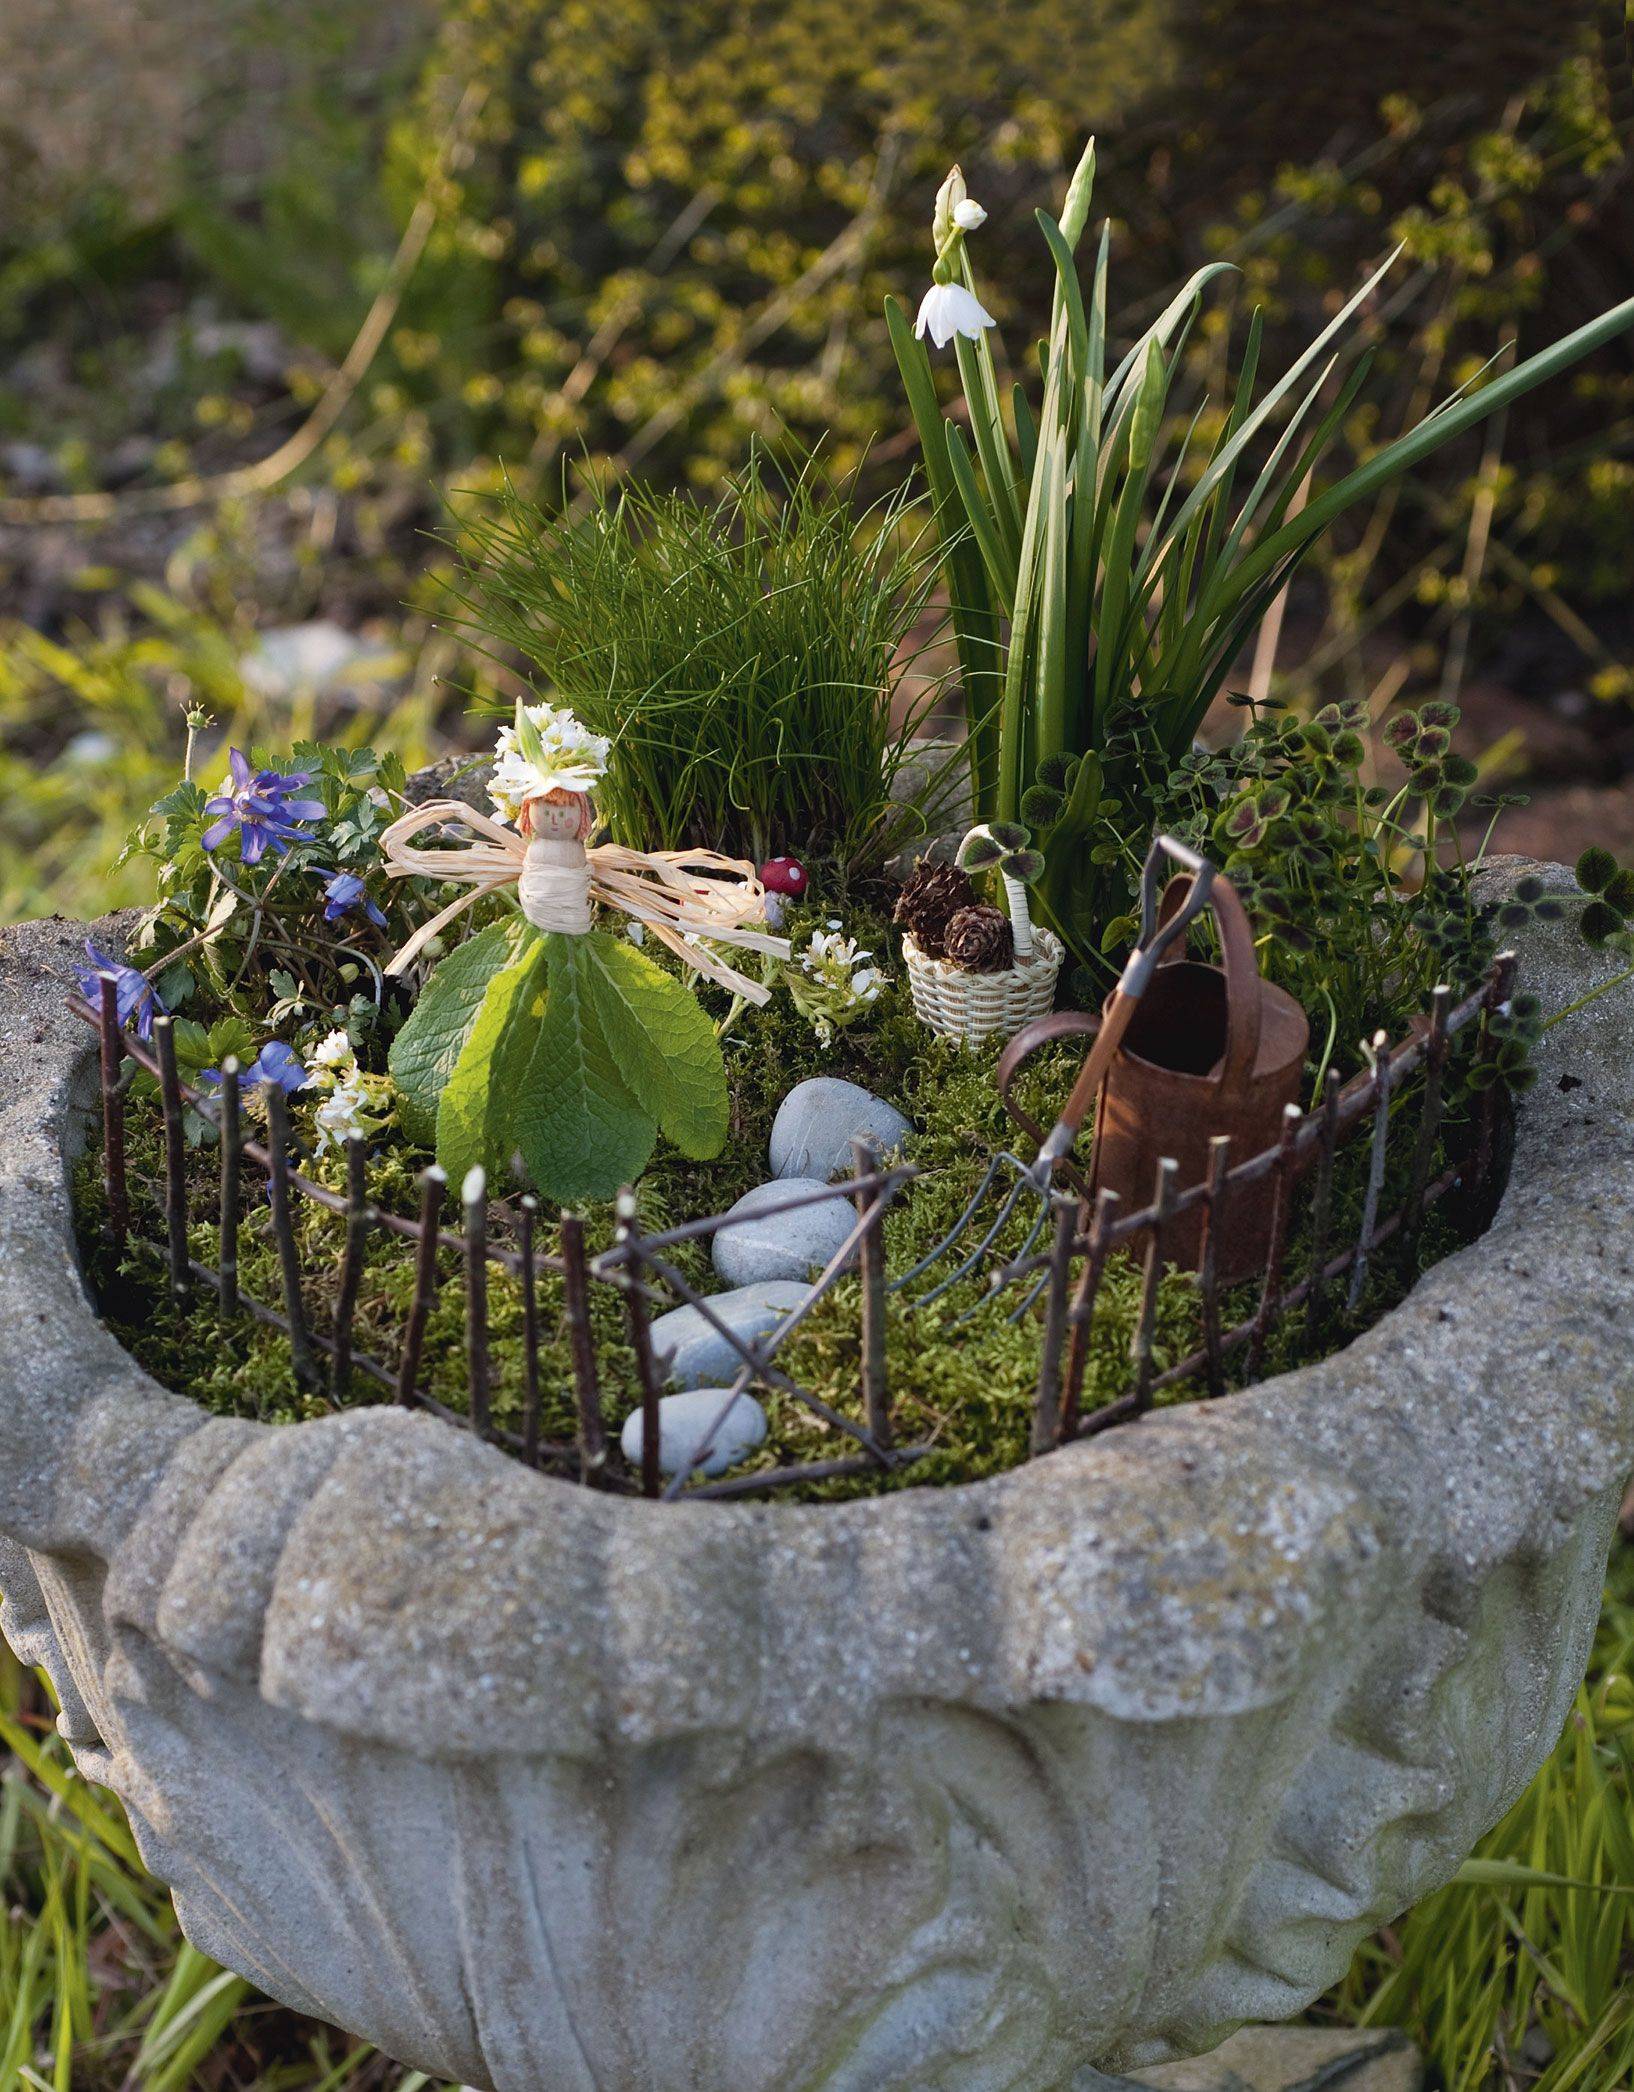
[{"left": 996, "top": 836, "right": 1309, "bottom": 1282}]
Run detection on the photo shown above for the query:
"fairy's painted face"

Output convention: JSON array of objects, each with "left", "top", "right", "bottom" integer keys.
[{"left": 520, "top": 787, "right": 593, "bottom": 842}]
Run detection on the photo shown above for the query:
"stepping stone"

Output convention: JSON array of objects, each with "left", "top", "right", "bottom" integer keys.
[
  {"left": 712, "top": 1178, "right": 857, "bottom": 1287},
  {"left": 648, "top": 1281, "right": 812, "bottom": 1390},
  {"left": 619, "top": 1388, "right": 768, "bottom": 1480},
  {"left": 1114, "top": 2023, "right": 1423, "bottom": 2092},
  {"left": 769, "top": 1077, "right": 912, "bottom": 1183}
]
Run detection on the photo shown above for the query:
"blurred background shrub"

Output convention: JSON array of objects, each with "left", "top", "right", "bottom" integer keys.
[{"left": 0, "top": 0, "right": 1630, "bottom": 913}]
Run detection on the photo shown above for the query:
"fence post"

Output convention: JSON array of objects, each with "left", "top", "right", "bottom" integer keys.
[
  {"left": 1030, "top": 1193, "right": 1080, "bottom": 1455},
  {"left": 1304, "top": 1068, "right": 1343, "bottom": 1347},
  {"left": 218, "top": 1057, "right": 241, "bottom": 1317},
  {"left": 616, "top": 1187, "right": 665, "bottom": 1498},
  {"left": 1196, "top": 1135, "right": 1232, "bottom": 1399},
  {"left": 560, "top": 1213, "right": 605, "bottom": 1486},
  {"left": 851, "top": 1137, "right": 893, "bottom": 1455},
  {"left": 1129, "top": 1158, "right": 1180, "bottom": 1415},
  {"left": 1246, "top": 1103, "right": 1302, "bottom": 1381},
  {"left": 152, "top": 1014, "right": 190, "bottom": 1300},
  {"left": 331, "top": 1132, "right": 370, "bottom": 1398},
  {"left": 97, "top": 974, "right": 129, "bottom": 1252},
  {"left": 265, "top": 1084, "right": 319, "bottom": 1386},
  {"left": 1059, "top": 1188, "right": 1119, "bottom": 1442},
  {"left": 1475, "top": 951, "right": 1518, "bottom": 1192},
  {"left": 462, "top": 1167, "right": 490, "bottom": 1441},
  {"left": 518, "top": 1195, "right": 543, "bottom": 1467},
  {"left": 397, "top": 1166, "right": 446, "bottom": 1405},
  {"left": 1402, "top": 983, "right": 1453, "bottom": 1252},
  {"left": 1346, "top": 1033, "right": 1393, "bottom": 1313}
]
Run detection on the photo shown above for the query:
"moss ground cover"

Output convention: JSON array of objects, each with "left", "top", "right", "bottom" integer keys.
[{"left": 73, "top": 883, "right": 1481, "bottom": 1502}]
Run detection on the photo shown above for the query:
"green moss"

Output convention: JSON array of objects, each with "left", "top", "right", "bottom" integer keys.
[{"left": 73, "top": 901, "right": 1483, "bottom": 1502}]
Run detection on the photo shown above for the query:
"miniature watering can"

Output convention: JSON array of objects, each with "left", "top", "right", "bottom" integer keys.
[{"left": 997, "top": 836, "right": 1309, "bottom": 1282}]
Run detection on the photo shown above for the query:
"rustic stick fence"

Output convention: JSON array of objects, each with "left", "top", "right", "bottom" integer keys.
[{"left": 71, "top": 951, "right": 1514, "bottom": 1501}]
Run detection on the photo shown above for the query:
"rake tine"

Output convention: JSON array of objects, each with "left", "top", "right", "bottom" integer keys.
[
  {"left": 910, "top": 1164, "right": 1042, "bottom": 1310},
  {"left": 890, "top": 1149, "right": 1010, "bottom": 1291}
]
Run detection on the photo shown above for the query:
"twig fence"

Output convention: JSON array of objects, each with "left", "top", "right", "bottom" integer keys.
[{"left": 72, "top": 950, "right": 1514, "bottom": 1502}]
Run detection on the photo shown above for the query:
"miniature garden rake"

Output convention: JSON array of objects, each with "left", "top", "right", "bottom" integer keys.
[{"left": 894, "top": 833, "right": 1224, "bottom": 1313}]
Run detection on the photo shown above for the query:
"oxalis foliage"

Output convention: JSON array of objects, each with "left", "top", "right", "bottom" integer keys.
[{"left": 890, "top": 135, "right": 1634, "bottom": 974}]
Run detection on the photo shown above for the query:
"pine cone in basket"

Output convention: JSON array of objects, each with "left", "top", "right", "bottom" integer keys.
[
  {"left": 893, "top": 858, "right": 977, "bottom": 959},
  {"left": 943, "top": 904, "right": 1015, "bottom": 973}
]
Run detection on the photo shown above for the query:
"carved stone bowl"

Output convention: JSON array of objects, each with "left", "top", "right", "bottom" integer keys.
[{"left": 2, "top": 864, "right": 1630, "bottom": 2092}]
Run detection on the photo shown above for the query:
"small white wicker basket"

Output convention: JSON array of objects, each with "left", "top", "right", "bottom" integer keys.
[{"left": 902, "top": 927, "right": 1064, "bottom": 1046}]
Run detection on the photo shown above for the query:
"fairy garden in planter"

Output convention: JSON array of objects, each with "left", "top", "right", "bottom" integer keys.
[{"left": 67, "top": 142, "right": 1634, "bottom": 1503}]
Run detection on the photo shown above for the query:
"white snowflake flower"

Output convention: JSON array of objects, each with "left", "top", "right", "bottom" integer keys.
[{"left": 913, "top": 281, "right": 996, "bottom": 350}]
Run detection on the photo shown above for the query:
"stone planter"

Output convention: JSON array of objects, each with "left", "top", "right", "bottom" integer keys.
[{"left": 1, "top": 862, "right": 1631, "bottom": 2092}]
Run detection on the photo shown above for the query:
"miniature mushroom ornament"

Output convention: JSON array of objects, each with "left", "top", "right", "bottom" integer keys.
[{"left": 378, "top": 701, "right": 791, "bottom": 1202}]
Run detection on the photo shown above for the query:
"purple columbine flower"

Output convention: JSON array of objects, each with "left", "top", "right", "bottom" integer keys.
[
  {"left": 202, "top": 749, "right": 326, "bottom": 866},
  {"left": 322, "top": 869, "right": 387, "bottom": 929},
  {"left": 201, "top": 1041, "right": 308, "bottom": 1095},
  {"left": 76, "top": 941, "right": 164, "bottom": 1040}
]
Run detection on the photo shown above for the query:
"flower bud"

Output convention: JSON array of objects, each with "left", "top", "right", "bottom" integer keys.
[{"left": 952, "top": 198, "right": 987, "bottom": 232}]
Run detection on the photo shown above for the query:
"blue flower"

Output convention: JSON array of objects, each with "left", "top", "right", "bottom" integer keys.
[
  {"left": 201, "top": 1041, "right": 308, "bottom": 1095},
  {"left": 202, "top": 748, "right": 325, "bottom": 866},
  {"left": 76, "top": 941, "right": 164, "bottom": 1040},
  {"left": 322, "top": 869, "right": 388, "bottom": 929}
]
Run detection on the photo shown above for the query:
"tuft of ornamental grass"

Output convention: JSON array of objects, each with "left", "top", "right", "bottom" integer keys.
[{"left": 441, "top": 448, "right": 959, "bottom": 871}]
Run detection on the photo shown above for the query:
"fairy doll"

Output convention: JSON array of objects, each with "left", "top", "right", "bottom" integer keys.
[{"left": 379, "top": 702, "right": 789, "bottom": 1201}]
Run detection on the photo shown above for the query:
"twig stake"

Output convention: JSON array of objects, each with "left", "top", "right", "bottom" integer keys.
[
  {"left": 152, "top": 1016, "right": 190, "bottom": 1300},
  {"left": 1403, "top": 984, "right": 1452, "bottom": 1250},
  {"left": 265, "top": 1085, "right": 318, "bottom": 1385},
  {"left": 1304, "top": 1068, "right": 1343, "bottom": 1346},
  {"left": 519, "top": 1196, "right": 543, "bottom": 1467},
  {"left": 1030, "top": 1194, "right": 1080, "bottom": 1455},
  {"left": 218, "top": 1057, "right": 241, "bottom": 1317},
  {"left": 397, "top": 1167, "right": 446, "bottom": 1405},
  {"left": 617, "top": 1188, "right": 664, "bottom": 1497},
  {"left": 1197, "top": 1136, "right": 1231, "bottom": 1399},
  {"left": 1347, "top": 1034, "right": 1393, "bottom": 1312},
  {"left": 1475, "top": 952, "right": 1518, "bottom": 1191},
  {"left": 1247, "top": 1104, "right": 1302, "bottom": 1380},
  {"left": 1129, "top": 1158, "right": 1180, "bottom": 1414},
  {"left": 97, "top": 975, "right": 129, "bottom": 1250},
  {"left": 1059, "top": 1189, "right": 1119, "bottom": 1441},
  {"left": 463, "top": 1168, "right": 491, "bottom": 1440},
  {"left": 560, "top": 1213, "right": 605, "bottom": 1485},
  {"left": 851, "top": 1137, "right": 892, "bottom": 1454},
  {"left": 331, "top": 1133, "right": 370, "bottom": 1397}
]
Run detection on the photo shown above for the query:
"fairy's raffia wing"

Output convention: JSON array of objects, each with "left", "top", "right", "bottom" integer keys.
[
  {"left": 379, "top": 803, "right": 790, "bottom": 999},
  {"left": 378, "top": 799, "right": 528, "bottom": 975}
]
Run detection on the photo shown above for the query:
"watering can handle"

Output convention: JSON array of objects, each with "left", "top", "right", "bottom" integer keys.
[
  {"left": 998, "top": 837, "right": 1262, "bottom": 1170},
  {"left": 1150, "top": 867, "right": 1264, "bottom": 1095}
]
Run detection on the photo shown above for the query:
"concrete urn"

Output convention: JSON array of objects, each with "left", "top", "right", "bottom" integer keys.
[{"left": 0, "top": 861, "right": 1631, "bottom": 2092}]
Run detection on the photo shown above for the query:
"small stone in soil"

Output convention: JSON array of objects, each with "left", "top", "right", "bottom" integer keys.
[
  {"left": 620, "top": 1388, "right": 768, "bottom": 1479},
  {"left": 769, "top": 1077, "right": 912, "bottom": 1183},
  {"left": 713, "top": 1178, "right": 857, "bottom": 1286},
  {"left": 649, "top": 1281, "right": 813, "bottom": 1389}
]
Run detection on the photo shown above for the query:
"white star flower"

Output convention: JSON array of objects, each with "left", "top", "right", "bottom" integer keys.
[{"left": 489, "top": 702, "right": 611, "bottom": 825}]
